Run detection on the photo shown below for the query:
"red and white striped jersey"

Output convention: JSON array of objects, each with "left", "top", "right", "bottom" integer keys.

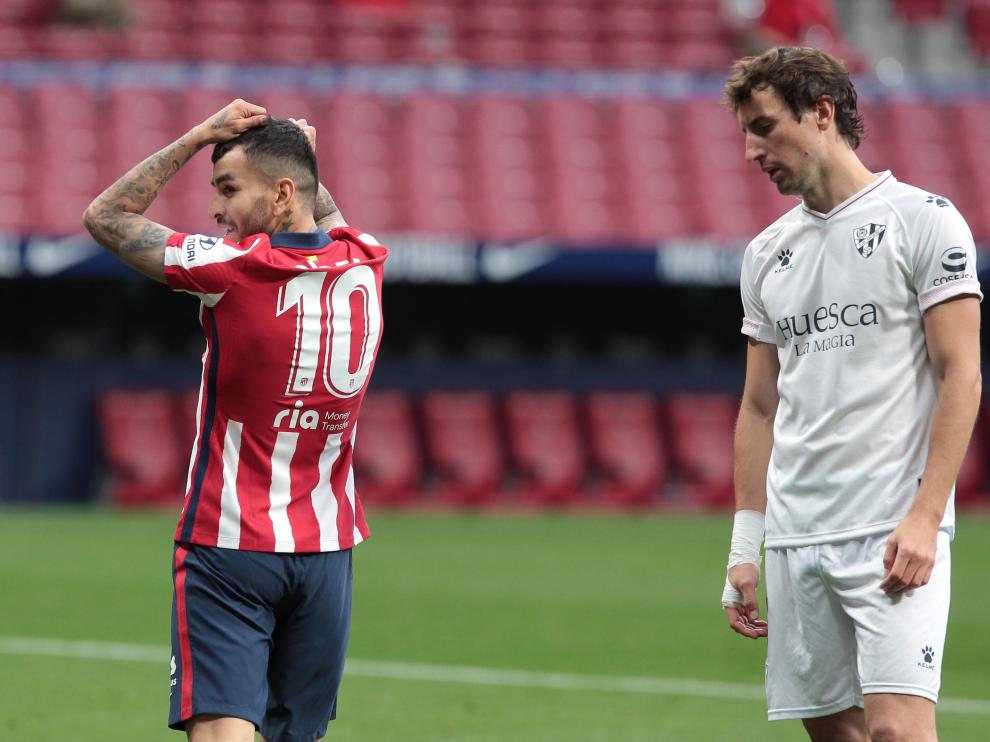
[{"left": 164, "top": 227, "right": 388, "bottom": 553}]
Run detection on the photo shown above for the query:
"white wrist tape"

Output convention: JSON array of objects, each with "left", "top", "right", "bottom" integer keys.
[{"left": 721, "top": 510, "right": 765, "bottom": 608}]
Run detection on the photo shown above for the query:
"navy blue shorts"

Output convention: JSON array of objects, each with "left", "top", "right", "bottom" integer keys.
[{"left": 169, "top": 543, "right": 353, "bottom": 742}]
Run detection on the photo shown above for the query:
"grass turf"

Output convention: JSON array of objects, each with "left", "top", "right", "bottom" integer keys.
[{"left": 1, "top": 508, "right": 987, "bottom": 741}]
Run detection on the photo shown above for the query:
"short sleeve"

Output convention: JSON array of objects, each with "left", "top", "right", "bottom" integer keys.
[
  {"left": 164, "top": 233, "right": 259, "bottom": 306},
  {"left": 740, "top": 244, "right": 776, "bottom": 343},
  {"left": 328, "top": 227, "right": 390, "bottom": 263},
  {"left": 912, "top": 203, "right": 983, "bottom": 312}
]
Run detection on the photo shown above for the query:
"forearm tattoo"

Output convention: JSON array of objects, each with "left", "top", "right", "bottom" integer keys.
[
  {"left": 314, "top": 183, "right": 340, "bottom": 222},
  {"left": 83, "top": 135, "right": 201, "bottom": 259}
]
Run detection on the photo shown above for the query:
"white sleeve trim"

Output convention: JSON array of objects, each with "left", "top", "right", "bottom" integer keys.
[
  {"left": 918, "top": 279, "right": 983, "bottom": 313},
  {"left": 165, "top": 235, "right": 258, "bottom": 270},
  {"left": 180, "top": 290, "right": 227, "bottom": 307},
  {"left": 741, "top": 317, "right": 776, "bottom": 344}
]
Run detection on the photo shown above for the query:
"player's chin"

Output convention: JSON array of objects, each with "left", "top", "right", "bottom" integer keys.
[{"left": 774, "top": 180, "right": 797, "bottom": 196}]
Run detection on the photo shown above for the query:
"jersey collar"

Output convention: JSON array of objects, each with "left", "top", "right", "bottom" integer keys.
[
  {"left": 801, "top": 171, "right": 894, "bottom": 222},
  {"left": 270, "top": 230, "right": 332, "bottom": 250}
]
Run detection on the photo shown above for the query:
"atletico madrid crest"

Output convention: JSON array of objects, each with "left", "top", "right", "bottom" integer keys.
[{"left": 853, "top": 223, "right": 886, "bottom": 259}]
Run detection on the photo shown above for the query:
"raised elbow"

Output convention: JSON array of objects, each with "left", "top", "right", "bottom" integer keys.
[{"left": 81, "top": 203, "right": 98, "bottom": 234}]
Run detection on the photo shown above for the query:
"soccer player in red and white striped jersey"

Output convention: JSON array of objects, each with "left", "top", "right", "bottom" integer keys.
[{"left": 84, "top": 100, "right": 388, "bottom": 742}]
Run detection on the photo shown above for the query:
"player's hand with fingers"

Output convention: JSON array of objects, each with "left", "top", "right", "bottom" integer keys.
[
  {"left": 723, "top": 562, "right": 768, "bottom": 639},
  {"left": 194, "top": 99, "right": 269, "bottom": 145},
  {"left": 289, "top": 118, "right": 317, "bottom": 150},
  {"left": 880, "top": 509, "right": 939, "bottom": 593}
]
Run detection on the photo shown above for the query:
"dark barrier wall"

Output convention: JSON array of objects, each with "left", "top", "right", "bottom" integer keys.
[{"left": 0, "top": 358, "right": 198, "bottom": 503}]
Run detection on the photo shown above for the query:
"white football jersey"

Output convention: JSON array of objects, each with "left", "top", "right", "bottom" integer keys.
[{"left": 740, "top": 172, "right": 982, "bottom": 548}]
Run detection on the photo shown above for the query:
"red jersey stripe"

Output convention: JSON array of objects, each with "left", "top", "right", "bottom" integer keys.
[{"left": 173, "top": 545, "right": 194, "bottom": 720}]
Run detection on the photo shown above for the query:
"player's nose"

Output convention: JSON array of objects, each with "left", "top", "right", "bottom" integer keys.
[{"left": 744, "top": 133, "right": 764, "bottom": 164}]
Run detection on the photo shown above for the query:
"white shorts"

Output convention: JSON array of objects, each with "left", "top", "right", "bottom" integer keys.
[{"left": 764, "top": 530, "right": 951, "bottom": 721}]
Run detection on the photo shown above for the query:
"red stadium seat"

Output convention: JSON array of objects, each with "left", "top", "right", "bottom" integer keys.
[
  {"left": 504, "top": 391, "right": 586, "bottom": 507},
  {"left": 0, "top": 26, "right": 42, "bottom": 59},
  {"left": 260, "top": 0, "right": 330, "bottom": 34},
  {"left": 602, "top": 5, "right": 661, "bottom": 41},
  {"left": 107, "top": 88, "right": 179, "bottom": 146},
  {"left": 405, "top": 197, "right": 474, "bottom": 235},
  {"left": 466, "top": 3, "right": 531, "bottom": 37},
  {"left": 534, "top": 5, "right": 597, "bottom": 39},
  {"left": 665, "top": 1, "right": 726, "bottom": 40},
  {"left": 0, "top": 0, "right": 52, "bottom": 25},
  {"left": 133, "top": 0, "right": 187, "bottom": 29},
  {"left": 252, "top": 88, "right": 321, "bottom": 121},
  {"left": 966, "top": 0, "right": 990, "bottom": 58},
  {"left": 586, "top": 391, "right": 669, "bottom": 507},
  {"left": 894, "top": 0, "right": 948, "bottom": 22},
  {"left": 956, "top": 405, "right": 990, "bottom": 507},
  {"left": 42, "top": 25, "right": 120, "bottom": 60},
  {"left": 195, "top": 0, "right": 259, "bottom": 31},
  {"left": 622, "top": 200, "right": 697, "bottom": 241},
  {"left": 665, "top": 39, "right": 733, "bottom": 71},
  {"left": 461, "top": 35, "right": 533, "bottom": 67},
  {"left": 175, "top": 387, "right": 201, "bottom": 468},
  {"left": 536, "top": 37, "right": 601, "bottom": 69},
  {"left": 665, "top": 392, "right": 738, "bottom": 508},
  {"left": 186, "top": 29, "right": 258, "bottom": 62},
  {"left": 321, "top": 93, "right": 393, "bottom": 137},
  {"left": 612, "top": 98, "right": 675, "bottom": 141},
  {"left": 264, "top": 31, "right": 326, "bottom": 63},
  {"left": 352, "top": 391, "right": 424, "bottom": 507},
  {"left": 0, "top": 193, "right": 32, "bottom": 233},
  {"left": 118, "top": 28, "right": 189, "bottom": 61},
  {"left": 332, "top": 29, "right": 404, "bottom": 64},
  {"left": 179, "top": 87, "right": 244, "bottom": 132},
  {"left": 421, "top": 391, "right": 505, "bottom": 506},
  {"left": 97, "top": 389, "right": 187, "bottom": 507},
  {"left": 606, "top": 38, "right": 671, "bottom": 69}
]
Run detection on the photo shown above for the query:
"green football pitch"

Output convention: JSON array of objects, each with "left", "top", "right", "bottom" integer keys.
[{"left": 2, "top": 509, "right": 988, "bottom": 741}]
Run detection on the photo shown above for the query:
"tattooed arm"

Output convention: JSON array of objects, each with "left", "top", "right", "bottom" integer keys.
[
  {"left": 289, "top": 117, "right": 348, "bottom": 230},
  {"left": 315, "top": 183, "right": 347, "bottom": 230},
  {"left": 82, "top": 99, "right": 267, "bottom": 283}
]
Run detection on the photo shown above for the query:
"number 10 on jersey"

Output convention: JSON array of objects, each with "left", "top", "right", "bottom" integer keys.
[{"left": 276, "top": 265, "right": 382, "bottom": 399}]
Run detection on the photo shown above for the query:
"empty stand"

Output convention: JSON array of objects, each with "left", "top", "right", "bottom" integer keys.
[
  {"left": 352, "top": 390, "right": 424, "bottom": 506},
  {"left": 4, "top": 2, "right": 990, "bottom": 244},
  {"left": 665, "top": 392, "right": 738, "bottom": 508},
  {"left": 421, "top": 390, "right": 504, "bottom": 506},
  {"left": 90, "top": 385, "right": 990, "bottom": 512},
  {"left": 503, "top": 391, "right": 585, "bottom": 506},
  {"left": 966, "top": 0, "right": 990, "bottom": 58},
  {"left": 586, "top": 391, "right": 669, "bottom": 507},
  {"left": 97, "top": 389, "right": 187, "bottom": 506},
  {"left": 7, "top": 81, "right": 990, "bottom": 242},
  {"left": 956, "top": 404, "right": 990, "bottom": 507}
]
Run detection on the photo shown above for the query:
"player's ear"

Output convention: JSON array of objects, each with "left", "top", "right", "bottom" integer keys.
[
  {"left": 815, "top": 95, "right": 835, "bottom": 131},
  {"left": 273, "top": 177, "right": 296, "bottom": 214}
]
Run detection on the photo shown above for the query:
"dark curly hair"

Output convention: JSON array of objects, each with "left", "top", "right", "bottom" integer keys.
[{"left": 724, "top": 46, "right": 865, "bottom": 149}]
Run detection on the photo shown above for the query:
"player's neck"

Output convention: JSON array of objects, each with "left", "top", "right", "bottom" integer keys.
[
  {"left": 802, "top": 149, "right": 877, "bottom": 214},
  {"left": 272, "top": 213, "right": 319, "bottom": 234}
]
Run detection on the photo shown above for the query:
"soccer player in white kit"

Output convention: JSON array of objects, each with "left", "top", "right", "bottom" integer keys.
[{"left": 720, "top": 47, "right": 982, "bottom": 741}]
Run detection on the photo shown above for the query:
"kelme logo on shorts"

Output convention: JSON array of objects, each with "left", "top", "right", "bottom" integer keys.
[{"left": 918, "top": 645, "right": 936, "bottom": 671}]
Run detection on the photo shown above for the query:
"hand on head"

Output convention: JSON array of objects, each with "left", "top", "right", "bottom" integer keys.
[
  {"left": 289, "top": 118, "right": 317, "bottom": 151},
  {"left": 199, "top": 99, "right": 268, "bottom": 144}
]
